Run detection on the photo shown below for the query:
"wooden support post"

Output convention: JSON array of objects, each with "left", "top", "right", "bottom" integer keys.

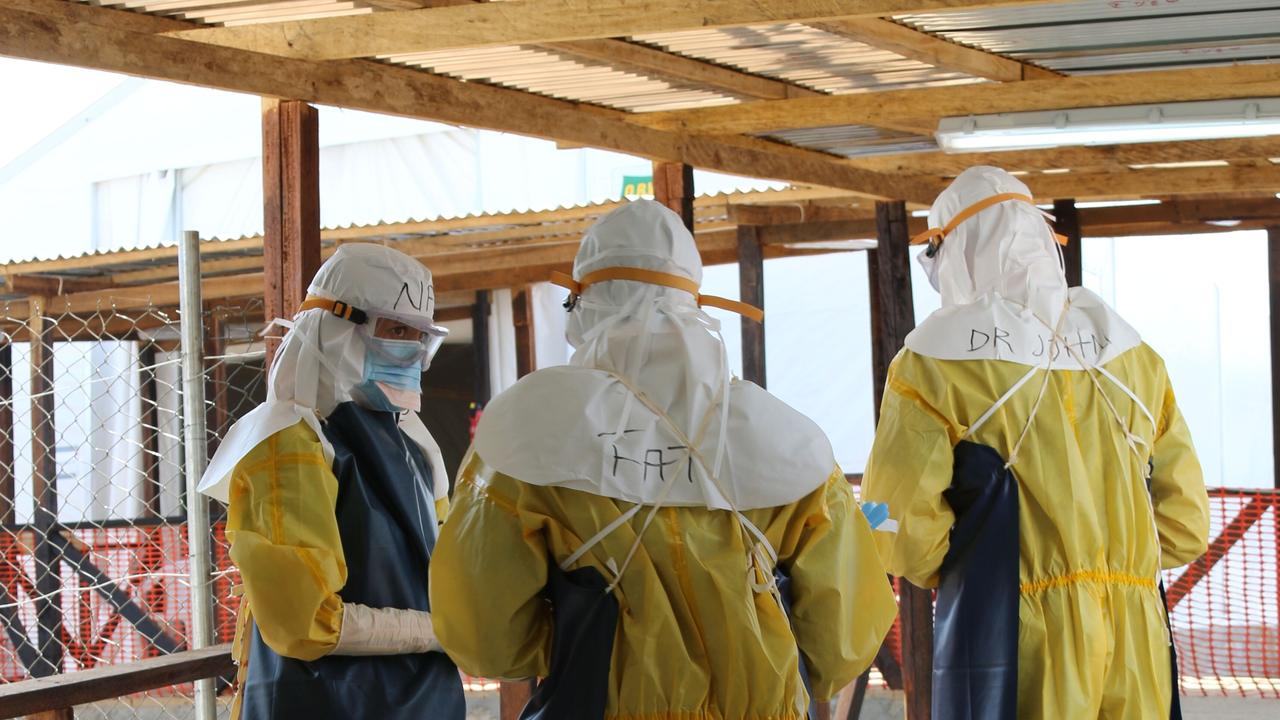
[
  {"left": 28, "top": 298, "right": 63, "bottom": 679},
  {"left": 512, "top": 286, "right": 537, "bottom": 379},
  {"left": 1054, "top": 198, "right": 1083, "bottom": 288},
  {"left": 0, "top": 344, "right": 13, "bottom": 527},
  {"left": 738, "top": 225, "right": 766, "bottom": 387},
  {"left": 868, "top": 201, "right": 931, "bottom": 720},
  {"left": 653, "top": 161, "right": 694, "bottom": 231},
  {"left": 472, "top": 291, "right": 492, "bottom": 409},
  {"left": 203, "top": 306, "right": 228, "bottom": 458},
  {"left": 138, "top": 344, "right": 162, "bottom": 520},
  {"left": 262, "top": 98, "right": 321, "bottom": 368}
]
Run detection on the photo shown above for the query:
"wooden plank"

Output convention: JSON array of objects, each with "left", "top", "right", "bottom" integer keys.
[
  {"left": 757, "top": 218, "right": 894, "bottom": 245},
  {"left": 1079, "top": 197, "right": 1280, "bottom": 230},
  {"left": 511, "top": 286, "right": 536, "bottom": 378},
  {"left": 434, "top": 305, "right": 475, "bottom": 323},
  {"left": 1, "top": 275, "right": 113, "bottom": 296},
  {"left": 730, "top": 203, "right": 872, "bottom": 226},
  {"left": 737, "top": 226, "right": 766, "bottom": 387},
  {"left": 632, "top": 63, "right": 1280, "bottom": 136},
  {"left": 1025, "top": 165, "right": 1280, "bottom": 202},
  {"left": 165, "top": 0, "right": 1054, "bottom": 59},
  {"left": 0, "top": 2, "right": 939, "bottom": 204},
  {"left": 1053, "top": 199, "right": 1082, "bottom": 288},
  {"left": 653, "top": 162, "right": 695, "bottom": 231},
  {"left": 1270, "top": 226, "right": 1280, "bottom": 491},
  {"left": 204, "top": 306, "right": 229, "bottom": 458},
  {"left": 27, "top": 298, "right": 63, "bottom": 679},
  {"left": 811, "top": 17, "right": 1058, "bottom": 82},
  {"left": 498, "top": 680, "right": 535, "bottom": 720},
  {"left": 846, "top": 137, "right": 1280, "bottom": 176},
  {"left": 867, "top": 201, "right": 930, "bottom": 720},
  {"left": 0, "top": 645, "right": 233, "bottom": 718},
  {"left": 542, "top": 39, "right": 820, "bottom": 101},
  {"left": 261, "top": 99, "right": 321, "bottom": 366},
  {"left": 0, "top": 344, "right": 11, "bottom": 526}
]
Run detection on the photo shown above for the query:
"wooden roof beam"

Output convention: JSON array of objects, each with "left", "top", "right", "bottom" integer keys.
[
  {"left": 631, "top": 63, "right": 1280, "bottom": 136},
  {"left": 0, "top": 1, "right": 940, "bottom": 203},
  {"left": 810, "top": 18, "right": 1059, "bottom": 82},
  {"left": 1024, "top": 165, "right": 1280, "bottom": 202},
  {"left": 163, "top": 0, "right": 1058, "bottom": 60},
  {"left": 846, "top": 137, "right": 1280, "bottom": 176}
]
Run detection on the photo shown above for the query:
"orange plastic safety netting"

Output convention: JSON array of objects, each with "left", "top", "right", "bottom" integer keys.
[{"left": 1164, "top": 488, "right": 1279, "bottom": 698}]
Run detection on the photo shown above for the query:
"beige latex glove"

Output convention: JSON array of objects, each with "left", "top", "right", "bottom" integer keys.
[{"left": 331, "top": 603, "right": 442, "bottom": 656}]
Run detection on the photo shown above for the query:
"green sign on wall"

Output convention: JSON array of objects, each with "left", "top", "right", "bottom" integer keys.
[{"left": 621, "top": 175, "right": 654, "bottom": 198}]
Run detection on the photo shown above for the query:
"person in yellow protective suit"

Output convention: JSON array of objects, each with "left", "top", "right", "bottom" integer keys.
[
  {"left": 430, "top": 200, "right": 897, "bottom": 720},
  {"left": 861, "top": 166, "right": 1210, "bottom": 720},
  {"left": 198, "top": 243, "right": 464, "bottom": 720}
]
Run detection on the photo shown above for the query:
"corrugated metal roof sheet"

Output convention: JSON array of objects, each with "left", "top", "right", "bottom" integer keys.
[
  {"left": 95, "top": 0, "right": 370, "bottom": 26},
  {"left": 636, "top": 23, "right": 983, "bottom": 94},
  {"left": 762, "top": 125, "right": 938, "bottom": 158},
  {"left": 0, "top": 187, "right": 835, "bottom": 273},
  {"left": 896, "top": 0, "right": 1280, "bottom": 73},
  {"left": 383, "top": 45, "right": 740, "bottom": 112}
]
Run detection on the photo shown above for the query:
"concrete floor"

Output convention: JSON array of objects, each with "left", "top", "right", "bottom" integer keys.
[
  {"left": 74, "top": 688, "right": 1276, "bottom": 719},
  {"left": 834, "top": 690, "right": 1277, "bottom": 720}
]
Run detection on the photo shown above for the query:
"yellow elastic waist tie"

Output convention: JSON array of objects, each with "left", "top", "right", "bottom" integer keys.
[
  {"left": 911, "top": 192, "right": 1069, "bottom": 248},
  {"left": 297, "top": 295, "right": 369, "bottom": 324},
  {"left": 1020, "top": 570, "right": 1157, "bottom": 595},
  {"left": 551, "top": 268, "right": 764, "bottom": 323}
]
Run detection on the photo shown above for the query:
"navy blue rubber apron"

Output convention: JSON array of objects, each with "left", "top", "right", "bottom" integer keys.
[
  {"left": 933, "top": 441, "right": 1184, "bottom": 720},
  {"left": 238, "top": 402, "right": 465, "bottom": 720},
  {"left": 932, "top": 441, "right": 1020, "bottom": 720},
  {"left": 519, "top": 564, "right": 619, "bottom": 720}
]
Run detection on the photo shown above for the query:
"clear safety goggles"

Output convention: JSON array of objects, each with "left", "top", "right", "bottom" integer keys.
[{"left": 297, "top": 295, "right": 448, "bottom": 368}]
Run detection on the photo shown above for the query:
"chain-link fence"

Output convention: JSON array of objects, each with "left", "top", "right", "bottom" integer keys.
[{"left": 0, "top": 291, "right": 268, "bottom": 719}]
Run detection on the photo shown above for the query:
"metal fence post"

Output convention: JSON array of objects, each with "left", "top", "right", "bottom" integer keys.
[{"left": 179, "top": 230, "right": 217, "bottom": 720}]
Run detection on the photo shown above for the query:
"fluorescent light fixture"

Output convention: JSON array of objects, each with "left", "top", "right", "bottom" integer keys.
[
  {"left": 936, "top": 98, "right": 1280, "bottom": 153},
  {"left": 1074, "top": 199, "right": 1161, "bottom": 209}
]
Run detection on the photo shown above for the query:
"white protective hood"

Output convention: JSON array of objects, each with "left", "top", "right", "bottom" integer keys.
[
  {"left": 474, "top": 200, "right": 833, "bottom": 510},
  {"left": 906, "top": 166, "right": 1141, "bottom": 369},
  {"left": 199, "top": 243, "right": 448, "bottom": 507}
]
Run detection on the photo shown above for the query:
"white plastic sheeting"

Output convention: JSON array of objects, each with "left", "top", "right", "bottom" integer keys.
[{"left": 1084, "top": 231, "right": 1273, "bottom": 489}]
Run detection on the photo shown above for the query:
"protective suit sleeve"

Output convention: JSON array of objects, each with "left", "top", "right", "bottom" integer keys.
[
  {"left": 779, "top": 468, "right": 897, "bottom": 702},
  {"left": 227, "top": 421, "right": 347, "bottom": 662},
  {"left": 860, "top": 360, "right": 960, "bottom": 589},
  {"left": 1150, "top": 379, "right": 1209, "bottom": 569},
  {"left": 430, "top": 453, "right": 552, "bottom": 679}
]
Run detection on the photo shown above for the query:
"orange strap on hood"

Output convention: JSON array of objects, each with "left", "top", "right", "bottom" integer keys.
[
  {"left": 911, "top": 192, "right": 1069, "bottom": 248},
  {"left": 551, "top": 267, "right": 764, "bottom": 323}
]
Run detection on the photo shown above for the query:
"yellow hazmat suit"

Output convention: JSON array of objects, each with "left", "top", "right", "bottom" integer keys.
[
  {"left": 862, "top": 167, "right": 1209, "bottom": 720},
  {"left": 431, "top": 200, "right": 897, "bottom": 719},
  {"left": 199, "top": 243, "right": 461, "bottom": 720}
]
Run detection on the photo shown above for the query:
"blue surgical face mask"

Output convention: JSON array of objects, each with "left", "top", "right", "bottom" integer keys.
[{"left": 353, "top": 338, "right": 423, "bottom": 411}]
